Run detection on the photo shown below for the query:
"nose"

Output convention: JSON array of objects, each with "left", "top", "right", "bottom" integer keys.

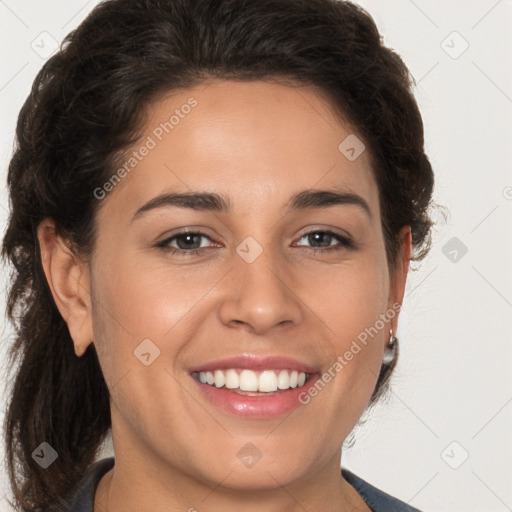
[{"left": 218, "top": 240, "right": 303, "bottom": 335}]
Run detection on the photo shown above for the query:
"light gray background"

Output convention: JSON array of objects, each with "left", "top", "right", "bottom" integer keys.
[{"left": 1, "top": 1, "right": 511, "bottom": 511}]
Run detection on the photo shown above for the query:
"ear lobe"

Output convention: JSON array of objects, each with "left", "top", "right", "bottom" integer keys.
[{"left": 37, "top": 218, "right": 94, "bottom": 357}]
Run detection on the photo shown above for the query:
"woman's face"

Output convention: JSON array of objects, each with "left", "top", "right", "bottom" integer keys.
[{"left": 73, "top": 79, "right": 410, "bottom": 496}]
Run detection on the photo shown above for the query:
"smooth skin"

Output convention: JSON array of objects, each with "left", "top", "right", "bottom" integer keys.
[{"left": 38, "top": 79, "right": 411, "bottom": 512}]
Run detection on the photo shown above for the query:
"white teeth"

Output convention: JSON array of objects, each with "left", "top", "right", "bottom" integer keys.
[
  {"left": 259, "top": 370, "right": 278, "bottom": 392},
  {"left": 289, "top": 370, "right": 298, "bottom": 388},
  {"left": 277, "top": 369, "right": 290, "bottom": 389},
  {"left": 214, "top": 370, "right": 225, "bottom": 388},
  {"left": 225, "top": 369, "right": 239, "bottom": 389},
  {"left": 196, "top": 368, "right": 309, "bottom": 392},
  {"left": 239, "top": 369, "right": 259, "bottom": 391}
]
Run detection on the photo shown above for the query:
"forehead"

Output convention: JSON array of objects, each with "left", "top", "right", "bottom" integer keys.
[{"left": 96, "top": 79, "right": 379, "bottom": 222}]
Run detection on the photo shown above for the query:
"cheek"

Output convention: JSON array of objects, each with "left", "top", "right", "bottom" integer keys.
[
  {"left": 89, "top": 259, "right": 190, "bottom": 441},
  {"left": 307, "top": 253, "right": 390, "bottom": 343},
  {"left": 303, "top": 254, "right": 390, "bottom": 412},
  {"left": 89, "top": 250, "right": 214, "bottom": 395},
  {"left": 92, "top": 252, "right": 199, "bottom": 340}
]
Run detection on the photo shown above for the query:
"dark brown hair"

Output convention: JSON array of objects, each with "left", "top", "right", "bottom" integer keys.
[{"left": 2, "top": 0, "right": 435, "bottom": 509}]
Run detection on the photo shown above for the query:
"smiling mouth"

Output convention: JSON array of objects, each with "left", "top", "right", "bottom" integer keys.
[{"left": 191, "top": 368, "right": 313, "bottom": 394}]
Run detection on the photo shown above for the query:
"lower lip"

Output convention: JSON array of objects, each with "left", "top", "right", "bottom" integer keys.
[{"left": 190, "top": 373, "right": 321, "bottom": 418}]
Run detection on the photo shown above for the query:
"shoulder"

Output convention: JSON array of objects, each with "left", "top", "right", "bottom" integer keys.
[
  {"left": 341, "top": 468, "right": 423, "bottom": 512},
  {"left": 46, "top": 457, "right": 115, "bottom": 512}
]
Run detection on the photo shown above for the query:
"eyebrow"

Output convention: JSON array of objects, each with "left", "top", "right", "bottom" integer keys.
[{"left": 131, "top": 188, "right": 372, "bottom": 223}]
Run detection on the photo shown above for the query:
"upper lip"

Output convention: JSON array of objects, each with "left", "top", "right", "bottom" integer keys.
[{"left": 189, "top": 354, "right": 319, "bottom": 374}]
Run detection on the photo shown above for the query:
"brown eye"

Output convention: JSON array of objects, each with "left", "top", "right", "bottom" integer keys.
[
  {"left": 157, "top": 231, "right": 215, "bottom": 255},
  {"left": 295, "top": 230, "right": 354, "bottom": 252}
]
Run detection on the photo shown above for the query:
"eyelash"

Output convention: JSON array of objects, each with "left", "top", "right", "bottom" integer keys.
[{"left": 156, "top": 229, "right": 354, "bottom": 256}]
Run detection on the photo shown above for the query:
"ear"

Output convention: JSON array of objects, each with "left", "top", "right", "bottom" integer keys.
[
  {"left": 37, "top": 218, "right": 94, "bottom": 357},
  {"left": 388, "top": 225, "right": 412, "bottom": 334}
]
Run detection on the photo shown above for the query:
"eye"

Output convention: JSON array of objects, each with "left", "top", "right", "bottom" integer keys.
[
  {"left": 156, "top": 230, "right": 216, "bottom": 255},
  {"left": 294, "top": 230, "right": 354, "bottom": 252},
  {"left": 156, "top": 228, "right": 354, "bottom": 257}
]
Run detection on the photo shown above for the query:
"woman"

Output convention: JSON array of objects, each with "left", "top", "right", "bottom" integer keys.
[{"left": 2, "top": 0, "right": 435, "bottom": 510}]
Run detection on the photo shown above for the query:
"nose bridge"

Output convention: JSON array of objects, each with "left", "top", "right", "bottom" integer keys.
[{"left": 218, "top": 233, "right": 302, "bottom": 333}]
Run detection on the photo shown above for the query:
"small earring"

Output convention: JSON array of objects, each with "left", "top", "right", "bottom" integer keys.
[{"left": 383, "top": 329, "right": 397, "bottom": 365}]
